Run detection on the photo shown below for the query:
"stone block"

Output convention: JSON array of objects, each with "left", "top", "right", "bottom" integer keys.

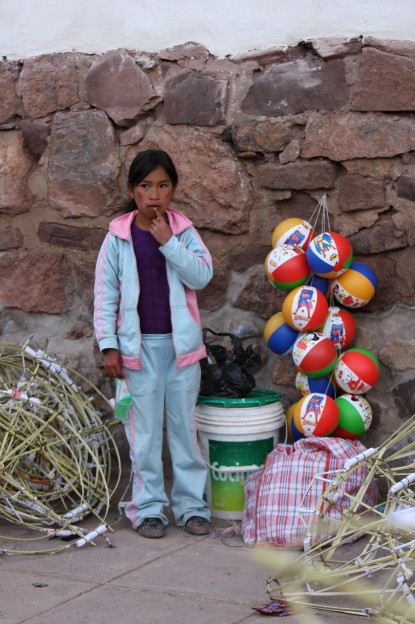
[
  {"left": 396, "top": 176, "right": 415, "bottom": 202},
  {"left": 233, "top": 269, "right": 285, "bottom": 319},
  {"left": 348, "top": 212, "right": 408, "bottom": 254},
  {"left": 38, "top": 222, "right": 106, "bottom": 250},
  {"left": 0, "top": 131, "right": 32, "bottom": 215},
  {"left": 391, "top": 379, "right": 415, "bottom": 420},
  {"left": 232, "top": 119, "right": 292, "bottom": 153},
  {"left": 19, "top": 54, "right": 79, "bottom": 118},
  {"left": 351, "top": 47, "right": 415, "bottom": 111},
  {"left": 242, "top": 57, "right": 348, "bottom": 116},
  {"left": 138, "top": 125, "right": 252, "bottom": 234},
  {"left": 0, "top": 250, "right": 71, "bottom": 313},
  {"left": 0, "top": 63, "right": 22, "bottom": 123},
  {"left": 164, "top": 71, "right": 226, "bottom": 126},
  {"left": 338, "top": 174, "right": 385, "bottom": 212},
  {"left": 257, "top": 161, "right": 337, "bottom": 190},
  {"left": 85, "top": 51, "right": 160, "bottom": 126},
  {"left": 303, "top": 112, "right": 415, "bottom": 160},
  {"left": 311, "top": 37, "right": 362, "bottom": 59},
  {"left": 0, "top": 226, "right": 24, "bottom": 250},
  {"left": 19, "top": 119, "right": 50, "bottom": 160},
  {"left": 48, "top": 110, "right": 122, "bottom": 217}
]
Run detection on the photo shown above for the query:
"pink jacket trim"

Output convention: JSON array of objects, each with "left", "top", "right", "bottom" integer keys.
[
  {"left": 176, "top": 344, "right": 207, "bottom": 369},
  {"left": 122, "top": 355, "right": 143, "bottom": 370}
]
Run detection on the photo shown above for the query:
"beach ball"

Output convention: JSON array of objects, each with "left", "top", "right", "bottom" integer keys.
[
  {"left": 285, "top": 402, "right": 298, "bottom": 442},
  {"left": 293, "top": 393, "right": 340, "bottom": 437},
  {"left": 333, "top": 394, "right": 373, "bottom": 439},
  {"left": 292, "top": 331, "right": 338, "bottom": 378},
  {"left": 271, "top": 218, "right": 315, "bottom": 251},
  {"left": 332, "top": 262, "right": 378, "bottom": 309},
  {"left": 264, "top": 312, "right": 299, "bottom": 355},
  {"left": 306, "top": 232, "right": 353, "bottom": 278},
  {"left": 319, "top": 306, "right": 356, "bottom": 352},
  {"left": 295, "top": 371, "right": 336, "bottom": 399},
  {"left": 282, "top": 285, "right": 329, "bottom": 331},
  {"left": 334, "top": 348, "right": 380, "bottom": 394},
  {"left": 306, "top": 274, "right": 331, "bottom": 298},
  {"left": 264, "top": 245, "right": 310, "bottom": 291}
]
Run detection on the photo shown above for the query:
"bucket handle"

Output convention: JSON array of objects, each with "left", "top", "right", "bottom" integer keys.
[{"left": 205, "top": 462, "right": 262, "bottom": 473}]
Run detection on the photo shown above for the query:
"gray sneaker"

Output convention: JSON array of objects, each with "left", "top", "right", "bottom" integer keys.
[{"left": 137, "top": 517, "right": 166, "bottom": 538}]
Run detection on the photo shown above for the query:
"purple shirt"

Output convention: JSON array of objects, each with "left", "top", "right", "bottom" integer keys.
[{"left": 131, "top": 223, "right": 172, "bottom": 334}]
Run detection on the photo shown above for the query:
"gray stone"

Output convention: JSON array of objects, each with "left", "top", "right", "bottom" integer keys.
[
  {"left": 164, "top": 71, "right": 226, "bottom": 126},
  {"left": 242, "top": 58, "right": 348, "bottom": 116},
  {"left": 85, "top": 51, "right": 159, "bottom": 126}
]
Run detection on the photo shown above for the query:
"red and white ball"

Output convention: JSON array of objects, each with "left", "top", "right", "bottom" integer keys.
[
  {"left": 282, "top": 285, "right": 329, "bottom": 331},
  {"left": 292, "top": 331, "right": 338, "bottom": 378},
  {"left": 293, "top": 393, "right": 340, "bottom": 437},
  {"left": 319, "top": 306, "right": 356, "bottom": 352},
  {"left": 334, "top": 348, "right": 380, "bottom": 394},
  {"left": 264, "top": 245, "right": 310, "bottom": 291}
]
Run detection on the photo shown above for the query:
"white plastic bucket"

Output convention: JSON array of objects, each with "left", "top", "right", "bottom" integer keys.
[{"left": 196, "top": 391, "right": 285, "bottom": 520}]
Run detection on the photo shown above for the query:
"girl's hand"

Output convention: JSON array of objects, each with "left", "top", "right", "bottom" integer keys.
[
  {"left": 149, "top": 208, "right": 173, "bottom": 246},
  {"left": 103, "top": 349, "right": 124, "bottom": 379}
]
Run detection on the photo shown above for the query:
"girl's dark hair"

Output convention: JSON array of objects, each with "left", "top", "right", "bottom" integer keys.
[{"left": 125, "top": 149, "right": 179, "bottom": 213}]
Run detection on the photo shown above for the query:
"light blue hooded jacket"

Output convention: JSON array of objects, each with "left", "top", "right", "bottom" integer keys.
[{"left": 94, "top": 208, "right": 213, "bottom": 369}]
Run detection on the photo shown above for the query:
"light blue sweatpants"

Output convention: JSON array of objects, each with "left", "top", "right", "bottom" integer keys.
[{"left": 123, "top": 334, "right": 210, "bottom": 529}]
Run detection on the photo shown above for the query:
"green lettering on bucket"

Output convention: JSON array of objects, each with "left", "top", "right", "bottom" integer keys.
[{"left": 208, "top": 438, "right": 274, "bottom": 512}]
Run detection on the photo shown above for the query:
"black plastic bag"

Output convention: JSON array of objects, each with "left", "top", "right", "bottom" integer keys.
[{"left": 199, "top": 328, "right": 261, "bottom": 398}]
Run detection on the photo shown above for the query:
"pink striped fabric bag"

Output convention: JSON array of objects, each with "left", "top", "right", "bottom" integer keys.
[{"left": 242, "top": 436, "right": 377, "bottom": 546}]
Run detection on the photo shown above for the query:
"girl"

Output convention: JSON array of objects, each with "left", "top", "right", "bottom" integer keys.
[{"left": 94, "top": 149, "right": 212, "bottom": 538}]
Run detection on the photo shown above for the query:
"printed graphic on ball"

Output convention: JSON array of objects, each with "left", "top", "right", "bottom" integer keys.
[
  {"left": 335, "top": 359, "right": 372, "bottom": 394},
  {"left": 332, "top": 282, "right": 368, "bottom": 308},
  {"left": 298, "top": 394, "right": 329, "bottom": 436},
  {"left": 291, "top": 287, "right": 320, "bottom": 330},
  {"left": 274, "top": 221, "right": 314, "bottom": 250}
]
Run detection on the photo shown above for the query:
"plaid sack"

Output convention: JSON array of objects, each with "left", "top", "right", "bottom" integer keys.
[{"left": 241, "top": 436, "right": 377, "bottom": 547}]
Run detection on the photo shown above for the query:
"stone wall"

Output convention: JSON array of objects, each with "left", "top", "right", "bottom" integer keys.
[{"left": 1, "top": 37, "right": 415, "bottom": 447}]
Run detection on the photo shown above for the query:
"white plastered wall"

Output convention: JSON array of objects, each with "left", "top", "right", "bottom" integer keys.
[{"left": 1, "top": 0, "right": 415, "bottom": 59}]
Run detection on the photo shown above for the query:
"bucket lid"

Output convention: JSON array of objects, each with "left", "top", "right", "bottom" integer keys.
[{"left": 197, "top": 389, "right": 282, "bottom": 408}]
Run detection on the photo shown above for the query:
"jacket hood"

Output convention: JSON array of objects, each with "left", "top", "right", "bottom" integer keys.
[{"left": 108, "top": 208, "right": 193, "bottom": 240}]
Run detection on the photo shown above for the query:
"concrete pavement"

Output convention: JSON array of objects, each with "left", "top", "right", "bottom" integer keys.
[{"left": 0, "top": 491, "right": 367, "bottom": 624}]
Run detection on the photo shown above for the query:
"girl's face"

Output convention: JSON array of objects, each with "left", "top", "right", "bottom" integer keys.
[{"left": 128, "top": 165, "right": 175, "bottom": 220}]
